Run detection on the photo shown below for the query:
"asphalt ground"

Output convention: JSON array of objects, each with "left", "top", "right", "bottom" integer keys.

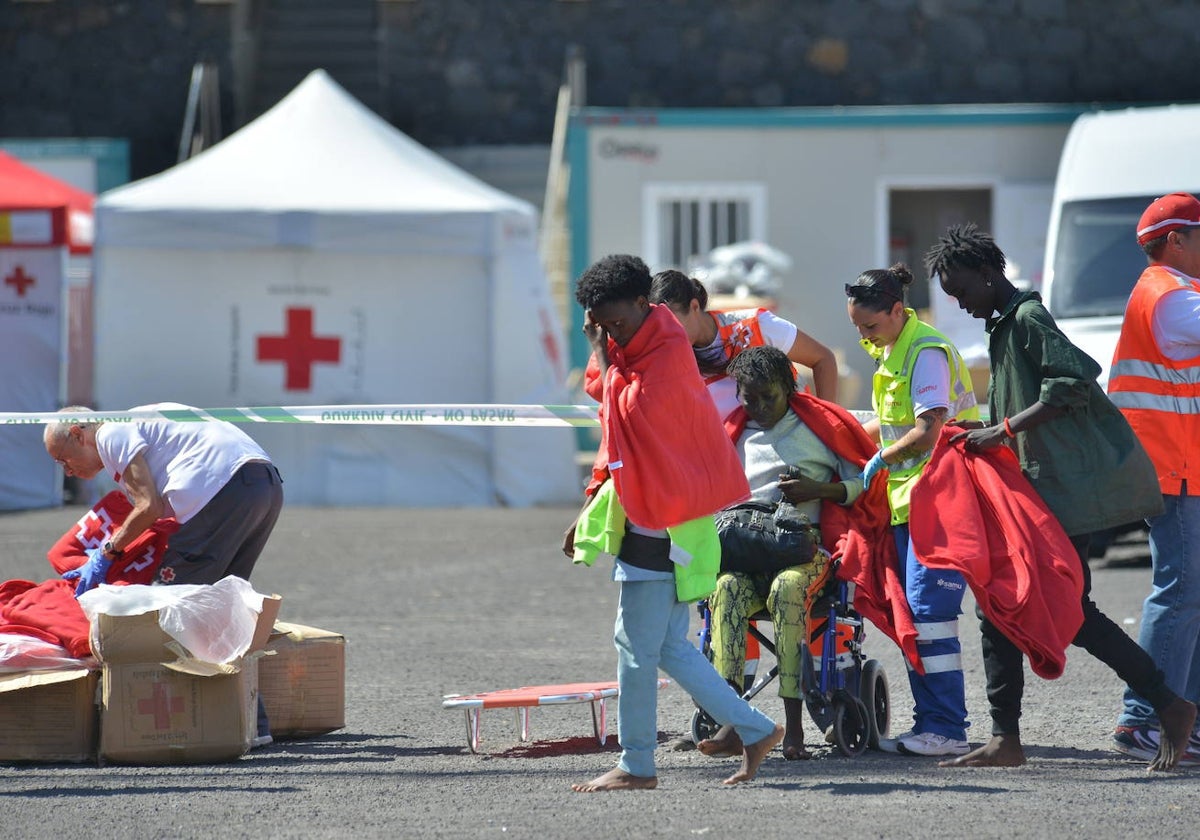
[{"left": 0, "top": 504, "right": 1194, "bottom": 840}]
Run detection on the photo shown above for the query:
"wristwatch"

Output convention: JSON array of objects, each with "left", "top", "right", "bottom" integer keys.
[{"left": 102, "top": 541, "right": 124, "bottom": 560}]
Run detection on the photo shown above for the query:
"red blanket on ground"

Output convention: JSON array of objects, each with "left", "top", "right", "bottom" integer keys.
[
  {"left": 583, "top": 304, "right": 749, "bottom": 528},
  {"left": 0, "top": 578, "right": 93, "bottom": 658},
  {"left": 725, "top": 393, "right": 921, "bottom": 672},
  {"left": 908, "top": 427, "right": 1085, "bottom": 679}
]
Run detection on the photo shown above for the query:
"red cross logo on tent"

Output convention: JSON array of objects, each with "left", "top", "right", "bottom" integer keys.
[
  {"left": 4, "top": 265, "right": 34, "bottom": 297},
  {"left": 137, "top": 682, "right": 185, "bottom": 730},
  {"left": 256, "top": 307, "right": 342, "bottom": 391}
]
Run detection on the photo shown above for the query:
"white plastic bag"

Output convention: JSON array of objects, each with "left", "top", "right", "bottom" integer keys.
[
  {"left": 79, "top": 576, "right": 267, "bottom": 665},
  {"left": 0, "top": 632, "right": 94, "bottom": 672}
]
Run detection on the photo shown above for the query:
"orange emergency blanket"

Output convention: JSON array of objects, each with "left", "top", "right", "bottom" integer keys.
[
  {"left": 584, "top": 304, "right": 749, "bottom": 529},
  {"left": 909, "top": 427, "right": 1085, "bottom": 679}
]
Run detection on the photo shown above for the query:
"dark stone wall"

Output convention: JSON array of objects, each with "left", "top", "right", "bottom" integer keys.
[
  {"left": 0, "top": 0, "right": 233, "bottom": 179},
  {"left": 3, "top": 0, "right": 1199, "bottom": 180}
]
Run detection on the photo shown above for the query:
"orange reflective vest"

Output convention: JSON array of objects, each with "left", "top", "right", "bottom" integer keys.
[
  {"left": 1109, "top": 264, "right": 1200, "bottom": 496},
  {"left": 702, "top": 308, "right": 767, "bottom": 385}
]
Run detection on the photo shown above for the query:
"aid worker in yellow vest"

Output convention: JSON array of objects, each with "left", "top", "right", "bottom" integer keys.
[
  {"left": 846, "top": 263, "right": 979, "bottom": 758},
  {"left": 1109, "top": 192, "right": 1200, "bottom": 765}
]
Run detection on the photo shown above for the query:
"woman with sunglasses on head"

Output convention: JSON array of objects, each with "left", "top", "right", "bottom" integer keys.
[
  {"left": 845, "top": 263, "right": 980, "bottom": 758},
  {"left": 649, "top": 270, "right": 838, "bottom": 418}
]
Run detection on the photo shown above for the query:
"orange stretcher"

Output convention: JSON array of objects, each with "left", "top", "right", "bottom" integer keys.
[{"left": 442, "top": 679, "right": 670, "bottom": 753}]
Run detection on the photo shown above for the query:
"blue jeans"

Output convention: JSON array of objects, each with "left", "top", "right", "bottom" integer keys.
[
  {"left": 614, "top": 578, "right": 776, "bottom": 777},
  {"left": 1119, "top": 492, "right": 1200, "bottom": 727},
  {"left": 894, "top": 524, "right": 969, "bottom": 741}
]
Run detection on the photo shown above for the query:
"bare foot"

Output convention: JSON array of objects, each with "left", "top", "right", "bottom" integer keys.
[
  {"left": 782, "top": 741, "right": 811, "bottom": 761},
  {"left": 781, "top": 698, "right": 809, "bottom": 760},
  {"left": 697, "top": 724, "right": 743, "bottom": 758},
  {"left": 723, "top": 723, "right": 784, "bottom": 785},
  {"left": 939, "top": 734, "right": 1026, "bottom": 767},
  {"left": 1150, "top": 697, "right": 1197, "bottom": 772},
  {"left": 571, "top": 766, "right": 657, "bottom": 792}
]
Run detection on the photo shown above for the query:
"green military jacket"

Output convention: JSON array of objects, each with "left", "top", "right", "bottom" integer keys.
[{"left": 985, "top": 291, "right": 1162, "bottom": 536}]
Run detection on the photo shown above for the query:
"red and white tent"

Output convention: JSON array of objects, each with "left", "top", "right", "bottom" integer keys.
[{"left": 0, "top": 152, "right": 94, "bottom": 509}]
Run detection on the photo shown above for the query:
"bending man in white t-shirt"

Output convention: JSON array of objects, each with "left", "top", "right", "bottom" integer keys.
[{"left": 44, "top": 403, "right": 284, "bottom": 594}]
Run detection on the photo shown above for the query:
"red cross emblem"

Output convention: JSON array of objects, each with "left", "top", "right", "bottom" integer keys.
[
  {"left": 74, "top": 508, "right": 114, "bottom": 550},
  {"left": 157, "top": 566, "right": 176, "bottom": 584},
  {"left": 4, "top": 265, "right": 35, "bottom": 297},
  {"left": 256, "top": 307, "right": 342, "bottom": 391},
  {"left": 137, "top": 681, "right": 185, "bottom": 730}
]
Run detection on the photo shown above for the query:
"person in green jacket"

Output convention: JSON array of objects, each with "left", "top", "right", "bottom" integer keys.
[{"left": 928, "top": 222, "right": 1196, "bottom": 771}]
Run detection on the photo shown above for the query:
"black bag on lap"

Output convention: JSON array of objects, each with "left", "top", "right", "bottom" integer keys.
[{"left": 715, "top": 499, "right": 817, "bottom": 575}]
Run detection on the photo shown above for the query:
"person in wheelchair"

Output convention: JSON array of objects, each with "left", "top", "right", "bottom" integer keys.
[{"left": 697, "top": 345, "right": 866, "bottom": 760}]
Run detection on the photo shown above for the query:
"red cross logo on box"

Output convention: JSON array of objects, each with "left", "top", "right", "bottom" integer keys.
[
  {"left": 4, "top": 265, "right": 35, "bottom": 297},
  {"left": 137, "top": 681, "right": 185, "bottom": 730},
  {"left": 256, "top": 307, "right": 342, "bottom": 391}
]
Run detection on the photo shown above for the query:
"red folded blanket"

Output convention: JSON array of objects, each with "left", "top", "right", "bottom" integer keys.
[{"left": 46, "top": 490, "right": 177, "bottom": 585}]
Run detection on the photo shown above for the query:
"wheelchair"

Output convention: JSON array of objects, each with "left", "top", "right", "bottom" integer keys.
[{"left": 689, "top": 554, "right": 891, "bottom": 757}]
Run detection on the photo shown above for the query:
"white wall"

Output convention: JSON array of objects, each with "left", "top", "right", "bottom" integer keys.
[{"left": 584, "top": 119, "right": 1070, "bottom": 406}]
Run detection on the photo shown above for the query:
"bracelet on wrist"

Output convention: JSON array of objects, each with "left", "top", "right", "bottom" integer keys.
[{"left": 1002, "top": 417, "right": 1016, "bottom": 438}]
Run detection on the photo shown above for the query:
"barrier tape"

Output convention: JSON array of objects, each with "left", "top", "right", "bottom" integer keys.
[{"left": 1, "top": 404, "right": 602, "bottom": 428}]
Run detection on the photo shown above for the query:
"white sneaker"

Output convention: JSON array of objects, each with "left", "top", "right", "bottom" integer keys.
[
  {"left": 876, "top": 729, "right": 917, "bottom": 754},
  {"left": 250, "top": 734, "right": 273, "bottom": 750},
  {"left": 898, "top": 731, "right": 969, "bottom": 756}
]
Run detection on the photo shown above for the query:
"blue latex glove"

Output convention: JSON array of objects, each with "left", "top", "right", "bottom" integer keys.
[
  {"left": 62, "top": 547, "right": 112, "bottom": 597},
  {"left": 861, "top": 451, "right": 887, "bottom": 490}
]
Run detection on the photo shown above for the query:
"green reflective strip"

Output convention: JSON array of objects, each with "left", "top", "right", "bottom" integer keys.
[
  {"left": 158, "top": 409, "right": 207, "bottom": 422},
  {"left": 205, "top": 408, "right": 256, "bottom": 423},
  {"left": 545, "top": 405, "right": 601, "bottom": 427},
  {"left": 252, "top": 407, "right": 305, "bottom": 423}
]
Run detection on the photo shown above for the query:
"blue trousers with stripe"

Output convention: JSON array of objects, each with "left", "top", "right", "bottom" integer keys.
[{"left": 894, "top": 524, "right": 969, "bottom": 741}]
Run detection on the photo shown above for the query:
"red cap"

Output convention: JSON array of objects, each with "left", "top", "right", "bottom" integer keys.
[{"left": 1137, "top": 192, "right": 1200, "bottom": 245}]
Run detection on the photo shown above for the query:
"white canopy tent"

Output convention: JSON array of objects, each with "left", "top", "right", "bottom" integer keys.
[{"left": 94, "top": 70, "right": 577, "bottom": 506}]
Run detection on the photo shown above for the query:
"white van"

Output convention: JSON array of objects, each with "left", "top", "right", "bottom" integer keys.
[
  {"left": 1041, "top": 104, "right": 1200, "bottom": 556},
  {"left": 1042, "top": 104, "right": 1200, "bottom": 387}
]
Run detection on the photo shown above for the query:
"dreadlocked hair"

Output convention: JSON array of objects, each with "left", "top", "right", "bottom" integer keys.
[
  {"left": 924, "top": 222, "right": 1007, "bottom": 281},
  {"left": 727, "top": 345, "right": 797, "bottom": 395}
]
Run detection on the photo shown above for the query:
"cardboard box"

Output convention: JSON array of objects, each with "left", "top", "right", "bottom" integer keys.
[
  {"left": 91, "top": 594, "right": 282, "bottom": 664},
  {"left": 259, "top": 622, "right": 346, "bottom": 739},
  {"left": 95, "top": 592, "right": 281, "bottom": 766},
  {"left": 99, "top": 658, "right": 259, "bottom": 765},
  {"left": 0, "top": 668, "right": 98, "bottom": 763}
]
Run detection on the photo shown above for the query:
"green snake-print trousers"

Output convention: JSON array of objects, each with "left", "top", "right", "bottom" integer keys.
[{"left": 709, "top": 556, "right": 827, "bottom": 699}]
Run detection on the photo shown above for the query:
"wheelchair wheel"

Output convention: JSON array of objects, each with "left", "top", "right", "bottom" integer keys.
[
  {"left": 690, "top": 706, "right": 721, "bottom": 746},
  {"left": 859, "top": 659, "right": 891, "bottom": 750},
  {"left": 832, "top": 696, "right": 870, "bottom": 757}
]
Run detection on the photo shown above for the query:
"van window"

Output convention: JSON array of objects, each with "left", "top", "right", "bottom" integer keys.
[{"left": 1049, "top": 197, "right": 1153, "bottom": 318}]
